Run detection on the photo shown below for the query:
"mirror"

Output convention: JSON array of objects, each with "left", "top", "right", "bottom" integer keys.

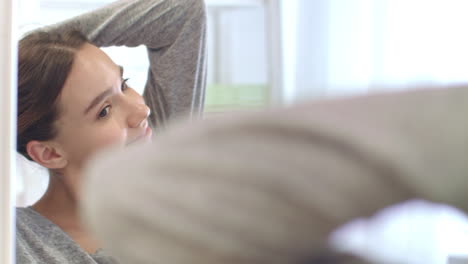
[{"left": 7, "top": 0, "right": 468, "bottom": 263}]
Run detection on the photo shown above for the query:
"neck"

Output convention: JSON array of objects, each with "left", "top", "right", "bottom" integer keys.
[
  {"left": 32, "top": 168, "right": 82, "bottom": 231},
  {"left": 32, "top": 167, "right": 101, "bottom": 253}
]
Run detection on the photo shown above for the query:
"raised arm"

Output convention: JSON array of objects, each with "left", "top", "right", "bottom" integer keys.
[{"left": 44, "top": 0, "right": 207, "bottom": 126}]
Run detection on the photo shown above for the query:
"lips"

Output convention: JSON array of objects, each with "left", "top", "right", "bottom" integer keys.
[{"left": 127, "top": 126, "right": 153, "bottom": 145}]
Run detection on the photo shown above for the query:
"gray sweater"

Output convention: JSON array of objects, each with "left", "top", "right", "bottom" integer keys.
[
  {"left": 16, "top": 207, "right": 119, "bottom": 264},
  {"left": 16, "top": 0, "right": 206, "bottom": 263}
]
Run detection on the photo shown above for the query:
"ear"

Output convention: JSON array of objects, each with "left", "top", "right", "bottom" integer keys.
[{"left": 26, "top": 140, "right": 68, "bottom": 169}]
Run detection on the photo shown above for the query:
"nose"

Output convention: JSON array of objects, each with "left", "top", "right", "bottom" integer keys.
[{"left": 127, "top": 102, "right": 151, "bottom": 128}]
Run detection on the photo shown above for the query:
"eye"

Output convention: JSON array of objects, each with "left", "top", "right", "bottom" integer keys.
[
  {"left": 121, "top": 78, "right": 130, "bottom": 91},
  {"left": 98, "top": 105, "right": 111, "bottom": 119}
]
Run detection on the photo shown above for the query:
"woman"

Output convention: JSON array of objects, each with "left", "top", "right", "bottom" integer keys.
[{"left": 16, "top": 0, "right": 206, "bottom": 263}]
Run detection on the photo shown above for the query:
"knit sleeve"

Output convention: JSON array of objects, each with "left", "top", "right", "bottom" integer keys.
[{"left": 44, "top": 0, "right": 207, "bottom": 127}]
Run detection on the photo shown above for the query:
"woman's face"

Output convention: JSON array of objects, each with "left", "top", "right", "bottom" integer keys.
[{"left": 53, "top": 43, "right": 152, "bottom": 171}]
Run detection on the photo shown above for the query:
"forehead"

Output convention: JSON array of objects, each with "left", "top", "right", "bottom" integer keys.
[{"left": 58, "top": 43, "right": 120, "bottom": 117}]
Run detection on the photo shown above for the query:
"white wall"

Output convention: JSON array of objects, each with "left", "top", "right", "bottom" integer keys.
[
  {"left": 207, "top": 6, "right": 267, "bottom": 85},
  {"left": 294, "top": 0, "right": 468, "bottom": 101},
  {"left": 295, "top": 0, "right": 330, "bottom": 98}
]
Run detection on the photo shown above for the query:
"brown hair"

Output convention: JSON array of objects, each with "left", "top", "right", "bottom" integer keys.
[{"left": 17, "top": 30, "right": 88, "bottom": 161}]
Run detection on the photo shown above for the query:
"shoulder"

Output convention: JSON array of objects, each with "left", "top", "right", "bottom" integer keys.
[
  {"left": 16, "top": 207, "right": 41, "bottom": 263},
  {"left": 15, "top": 207, "right": 97, "bottom": 263},
  {"left": 16, "top": 207, "right": 48, "bottom": 229},
  {"left": 16, "top": 207, "right": 36, "bottom": 229},
  {"left": 16, "top": 207, "right": 49, "bottom": 247}
]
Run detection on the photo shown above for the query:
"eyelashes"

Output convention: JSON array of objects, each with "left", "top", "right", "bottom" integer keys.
[
  {"left": 121, "top": 78, "right": 130, "bottom": 91},
  {"left": 98, "top": 105, "right": 111, "bottom": 119},
  {"left": 97, "top": 78, "right": 130, "bottom": 120}
]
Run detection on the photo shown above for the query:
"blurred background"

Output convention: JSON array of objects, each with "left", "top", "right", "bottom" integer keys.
[{"left": 16, "top": 0, "right": 468, "bottom": 263}]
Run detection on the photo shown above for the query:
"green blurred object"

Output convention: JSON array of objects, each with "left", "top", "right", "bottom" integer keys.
[{"left": 205, "top": 83, "right": 269, "bottom": 112}]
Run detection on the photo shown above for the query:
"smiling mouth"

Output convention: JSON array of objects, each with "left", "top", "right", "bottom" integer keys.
[{"left": 127, "top": 126, "right": 153, "bottom": 145}]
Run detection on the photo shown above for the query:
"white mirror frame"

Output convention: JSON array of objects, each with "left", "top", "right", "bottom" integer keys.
[{"left": 0, "top": 0, "right": 17, "bottom": 263}]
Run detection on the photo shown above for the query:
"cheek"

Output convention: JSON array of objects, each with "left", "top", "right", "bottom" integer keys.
[
  {"left": 62, "top": 122, "right": 127, "bottom": 165},
  {"left": 86, "top": 124, "right": 127, "bottom": 154},
  {"left": 95, "top": 126, "right": 126, "bottom": 147}
]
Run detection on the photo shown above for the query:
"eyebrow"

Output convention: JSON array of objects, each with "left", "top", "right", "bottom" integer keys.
[{"left": 83, "top": 66, "right": 124, "bottom": 115}]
